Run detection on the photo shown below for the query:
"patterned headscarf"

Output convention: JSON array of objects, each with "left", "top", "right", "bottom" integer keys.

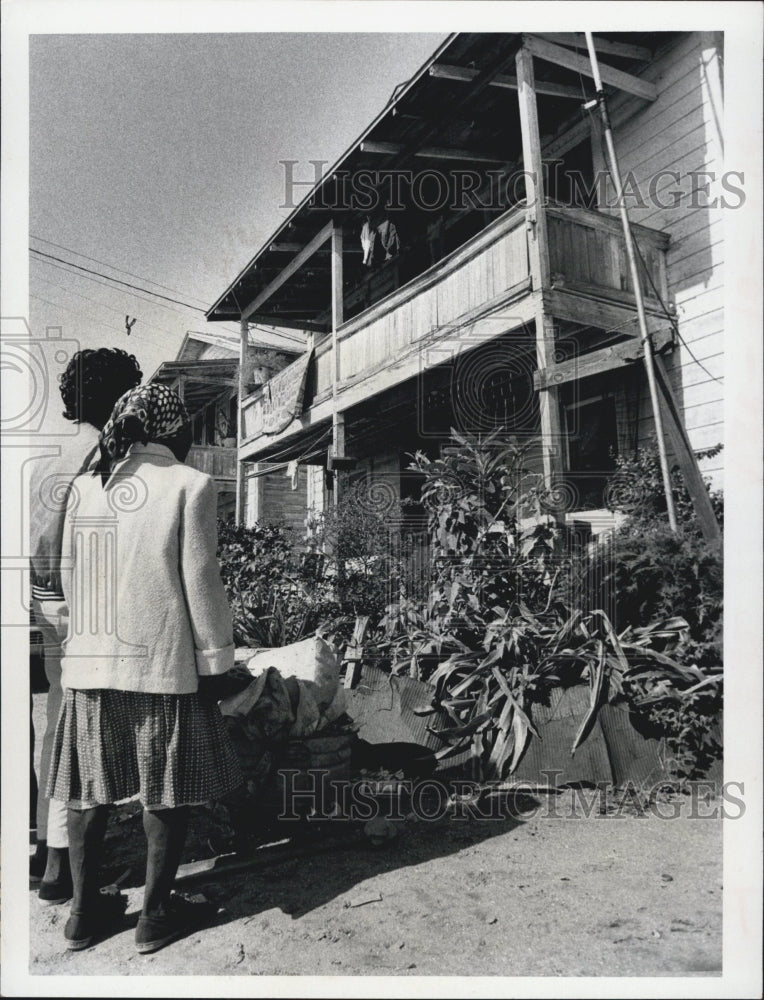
[{"left": 94, "top": 383, "right": 190, "bottom": 486}]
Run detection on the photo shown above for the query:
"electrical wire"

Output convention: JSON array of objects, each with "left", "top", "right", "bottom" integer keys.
[
  {"left": 29, "top": 240, "right": 311, "bottom": 349},
  {"left": 243, "top": 426, "right": 333, "bottom": 475},
  {"left": 631, "top": 238, "right": 724, "bottom": 385},
  {"left": 30, "top": 235, "right": 210, "bottom": 307},
  {"left": 29, "top": 292, "right": 148, "bottom": 343},
  {"left": 30, "top": 248, "right": 207, "bottom": 312},
  {"left": 587, "top": 94, "right": 723, "bottom": 387},
  {"left": 31, "top": 270, "right": 184, "bottom": 347}
]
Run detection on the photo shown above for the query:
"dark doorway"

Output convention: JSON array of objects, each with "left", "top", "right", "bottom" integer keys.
[{"left": 564, "top": 394, "right": 618, "bottom": 509}]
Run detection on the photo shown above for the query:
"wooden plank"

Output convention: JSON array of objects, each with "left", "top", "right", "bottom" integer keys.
[
  {"left": 545, "top": 204, "right": 669, "bottom": 250},
  {"left": 534, "top": 33, "right": 652, "bottom": 62},
  {"left": 534, "top": 327, "right": 673, "bottom": 389},
  {"left": 360, "top": 139, "right": 504, "bottom": 165},
  {"left": 336, "top": 206, "right": 526, "bottom": 340},
  {"left": 248, "top": 314, "right": 327, "bottom": 333},
  {"left": 428, "top": 62, "right": 582, "bottom": 99},
  {"left": 242, "top": 221, "right": 333, "bottom": 320},
  {"left": 524, "top": 35, "right": 657, "bottom": 102},
  {"left": 543, "top": 287, "right": 668, "bottom": 338},
  {"left": 652, "top": 355, "right": 721, "bottom": 544}
]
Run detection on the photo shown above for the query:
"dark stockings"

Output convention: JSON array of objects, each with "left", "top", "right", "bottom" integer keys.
[
  {"left": 68, "top": 805, "right": 110, "bottom": 914},
  {"left": 67, "top": 804, "right": 189, "bottom": 918},
  {"left": 141, "top": 807, "right": 189, "bottom": 917}
]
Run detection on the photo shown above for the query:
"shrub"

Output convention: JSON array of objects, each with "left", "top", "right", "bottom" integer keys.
[
  {"left": 595, "top": 443, "right": 723, "bottom": 669},
  {"left": 217, "top": 519, "right": 344, "bottom": 648},
  {"left": 305, "top": 480, "right": 411, "bottom": 625},
  {"left": 367, "top": 431, "right": 724, "bottom": 783}
]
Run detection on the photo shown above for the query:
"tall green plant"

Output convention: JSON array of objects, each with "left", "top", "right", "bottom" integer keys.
[{"left": 380, "top": 431, "right": 720, "bottom": 781}]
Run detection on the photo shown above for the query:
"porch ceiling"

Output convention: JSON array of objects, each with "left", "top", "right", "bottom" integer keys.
[
  {"left": 151, "top": 359, "right": 238, "bottom": 415},
  {"left": 207, "top": 31, "right": 679, "bottom": 330}
]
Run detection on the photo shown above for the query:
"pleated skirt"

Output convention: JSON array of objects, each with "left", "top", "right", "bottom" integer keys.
[{"left": 47, "top": 688, "right": 244, "bottom": 810}]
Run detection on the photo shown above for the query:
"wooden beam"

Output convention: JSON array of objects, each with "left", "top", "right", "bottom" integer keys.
[
  {"left": 652, "top": 356, "right": 722, "bottom": 545},
  {"left": 516, "top": 46, "right": 563, "bottom": 495},
  {"left": 360, "top": 139, "right": 504, "bottom": 164},
  {"left": 242, "top": 221, "right": 333, "bottom": 320},
  {"left": 516, "top": 49, "right": 551, "bottom": 290},
  {"left": 248, "top": 314, "right": 328, "bottom": 333},
  {"left": 534, "top": 328, "right": 673, "bottom": 390},
  {"left": 331, "top": 224, "right": 345, "bottom": 476},
  {"left": 543, "top": 287, "right": 667, "bottom": 337},
  {"left": 270, "top": 242, "right": 362, "bottom": 254},
  {"left": 181, "top": 375, "right": 238, "bottom": 388},
  {"left": 534, "top": 33, "right": 652, "bottom": 62},
  {"left": 429, "top": 62, "right": 582, "bottom": 100},
  {"left": 523, "top": 35, "right": 657, "bottom": 102},
  {"left": 235, "top": 318, "right": 248, "bottom": 525}
]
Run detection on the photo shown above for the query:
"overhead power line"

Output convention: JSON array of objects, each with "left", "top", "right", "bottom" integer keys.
[
  {"left": 30, "top": 234, "right": 210, "bottom": 307},
  {"left": 30, "top": 248, "right": 207, "bottom": 312},
  {"left": 29, "top": 243, "right": 306, "bottom": 348}
]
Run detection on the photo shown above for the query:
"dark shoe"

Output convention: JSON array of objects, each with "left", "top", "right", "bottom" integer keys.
[
  {"left": 39, "top": 871, "right": 74, "bottom": 906},
  {"left": 135, "top": 893, "right": 218, "bottom": 954},
  {"left": 64, "top": 888, "right": 128, "bottom": 951}
]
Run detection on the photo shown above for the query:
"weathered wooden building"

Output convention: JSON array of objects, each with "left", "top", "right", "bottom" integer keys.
[
  {"left": 206, "top": 32, "right": 725, "bottom": 531},
  {"left": 150, "top": 329, "right": 310, "bottom": 526}
]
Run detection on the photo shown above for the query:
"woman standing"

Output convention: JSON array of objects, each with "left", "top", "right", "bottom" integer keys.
[
  {"left": 47, "top": 383, "right": 243, "bottom": 953},
  {"left": 29, "top": 347, "right": 143, "bottom": 900}
]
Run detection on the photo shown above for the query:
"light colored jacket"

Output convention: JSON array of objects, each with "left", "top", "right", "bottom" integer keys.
[
  {"left": 60, "top": 442, "right": 234, "bottom": 694},
  {"left": 29, "top": 422, "right": 101, "bottom": 599}
]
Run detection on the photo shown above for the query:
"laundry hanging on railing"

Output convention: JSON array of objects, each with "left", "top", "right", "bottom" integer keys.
[{"left": 361, "top": 217, "right": 400, "bottom": 267}]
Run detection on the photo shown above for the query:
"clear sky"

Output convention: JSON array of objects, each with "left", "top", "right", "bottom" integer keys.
[{"left": 29, "top": 32, "right": 444, "bottom": 421}]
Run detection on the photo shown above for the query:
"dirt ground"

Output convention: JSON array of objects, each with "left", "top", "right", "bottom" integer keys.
[{"left": 28, "top": 693, "right": 722, "bottom": 979}]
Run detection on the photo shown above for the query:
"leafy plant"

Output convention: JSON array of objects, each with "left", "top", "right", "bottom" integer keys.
[
  {"left": 374, "top": 431, "right": 722, "bottom": 782},
  {"left": 217, "top": 519, "right": 345, "bottom": 648},
  {"left": 305, "top": 479, "right": 411, "bottom": 624}
]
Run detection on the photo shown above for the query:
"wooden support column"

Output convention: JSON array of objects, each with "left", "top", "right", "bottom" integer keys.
[
  {"left": 235, "top": 317, "right": 248, "bottom": 525},
  {"left": 516, "top": 44, "right": 565, "bottom": 496},
  {"left": 331, "top": 223, "right": 345, "bottom": 503}
]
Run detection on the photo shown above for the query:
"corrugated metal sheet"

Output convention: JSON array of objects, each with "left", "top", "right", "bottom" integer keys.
[{"left": 347, "top": 668, "right": 722, "bottom": 787}]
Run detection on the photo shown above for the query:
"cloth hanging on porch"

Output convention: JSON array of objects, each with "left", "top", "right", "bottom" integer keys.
[
  {"left": 286, "top": 460, "right": 299, "bottom": 490},
  {"left": 361, "top": 217, "right": 400, "bottom": 267}
]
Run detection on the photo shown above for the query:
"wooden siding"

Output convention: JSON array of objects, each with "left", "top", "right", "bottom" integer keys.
[
  {"left": 186, "top": 444, "right": 237, "bottom": 481},
  {"left": 243, "top": 463, "right": 309, "bottom": 533},
  {"left": 595, "top": 32, "right": 724, "bottom": 485}
]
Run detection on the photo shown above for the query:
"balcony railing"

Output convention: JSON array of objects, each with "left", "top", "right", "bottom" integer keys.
[
  {"left": 242, "top": 203, "right": 668, "bottom": 447},
  {"left": 186, "top": 444, "right": 237, "bottom": 480}
]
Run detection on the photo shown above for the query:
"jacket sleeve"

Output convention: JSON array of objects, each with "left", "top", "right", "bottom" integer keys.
[{"left": 179, "top": 475, "right": 235, "bottom": 676}]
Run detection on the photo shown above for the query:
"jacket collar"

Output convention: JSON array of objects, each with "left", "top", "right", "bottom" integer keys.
[{"left": 110, "top": 441, "right": 179, "bottom": 475}]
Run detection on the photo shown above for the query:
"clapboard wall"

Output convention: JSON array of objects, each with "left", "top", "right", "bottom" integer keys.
[
  {"left": 244, "top": 463, "right": 309, "bottom": 535},
  {"left": 594, "top": 31, "right": 725, "bottom": 488}
]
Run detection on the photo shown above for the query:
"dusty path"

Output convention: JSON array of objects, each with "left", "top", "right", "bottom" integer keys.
[{"left": 28, "top": 696, "right": 722, "bottom": 979}]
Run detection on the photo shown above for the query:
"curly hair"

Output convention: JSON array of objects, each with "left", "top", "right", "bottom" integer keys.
[{"left": 59, "top": 348, "right": 143, "bottom": 425}]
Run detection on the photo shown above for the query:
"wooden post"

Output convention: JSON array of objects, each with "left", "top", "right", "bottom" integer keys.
[
  {"left": 235, "top": 317, "right": 248, "bottom": 526},
  {"left": 653, "top": 357, "right": 722, "bottom": 545},
  {"left": 516, "top": 44, "right": 565, "bottom": 497},
  {"left": 330, "top": 222, "right": 347, "bottom": 600},
  {"left": 331, "top": 223, "right": 345, "bottom": 502}
]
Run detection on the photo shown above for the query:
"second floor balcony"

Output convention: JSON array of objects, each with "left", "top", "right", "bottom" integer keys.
[{"left": 240, "top": 201, "right": 669, "bottom": 458}]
